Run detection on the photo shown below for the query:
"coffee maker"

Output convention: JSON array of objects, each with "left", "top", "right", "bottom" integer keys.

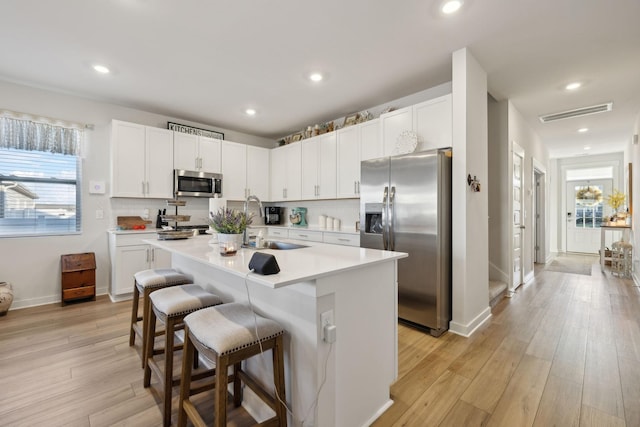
[{"left": 264, "top": 207, "right": 282, "bottom": 225}]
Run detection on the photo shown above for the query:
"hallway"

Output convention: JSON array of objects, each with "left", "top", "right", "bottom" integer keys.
[{"left": 375, "top": 254, "right": 639, "bottom": 426}]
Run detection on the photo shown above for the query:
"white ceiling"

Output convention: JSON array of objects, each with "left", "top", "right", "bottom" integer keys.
[{"left": 1, "top": 0, "right": 639, "bottom": 158}]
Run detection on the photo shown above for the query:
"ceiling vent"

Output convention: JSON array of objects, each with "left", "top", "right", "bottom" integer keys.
[{"left": 539, "top": 102, "right": 613, "bottom": 123}]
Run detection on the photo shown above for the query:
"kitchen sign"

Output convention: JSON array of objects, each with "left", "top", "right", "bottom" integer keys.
[{"left": 168, "top": 122, "right": 224, "bottom": 140}]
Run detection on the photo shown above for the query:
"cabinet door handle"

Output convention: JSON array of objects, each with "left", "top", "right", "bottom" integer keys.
[
  {"left": 299, "top": 234, "right": 308, "bottom": 238},
  {"left": 146, "top": 248, "right": 150, "bottom": 263},
  {"left": 338, "top": 238, "right": 349, "bottom": 242},
  {"left": 151, "top": 248, "right": 155, "bottom": 262},
  {"left": 199, "top": 157, "right": 202, "bottom": 169},
  {"left": 142, "top": 182, "right": 146, "bottom": 195},
  {"left": 357, "top": 181, "right": 360, "bottom": 194},
  {"left": 354, "top": 181, "right": 357, "bottom": 194}
]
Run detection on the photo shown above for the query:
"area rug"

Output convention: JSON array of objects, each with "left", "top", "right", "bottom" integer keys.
[{"left": 544, "top": 258, "right": 592, "bottom": 276}]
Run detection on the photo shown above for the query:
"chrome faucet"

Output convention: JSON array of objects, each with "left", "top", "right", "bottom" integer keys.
[{"left": 243, "top": 195, "right": 264, "bottom": 245}]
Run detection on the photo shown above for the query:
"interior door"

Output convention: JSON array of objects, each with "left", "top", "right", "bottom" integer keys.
[
  {"left": 512, "top": 144, "right": 524, "bottom": 291},
  {"left": 566, "top": 179, "right": 611, "bottom": 253}
]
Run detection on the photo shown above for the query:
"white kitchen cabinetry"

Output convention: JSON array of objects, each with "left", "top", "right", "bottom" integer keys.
[
  {"left": 301, "top": 133, "right": 337, "bottom": 200},
  {"left": 288, "top": 229, "right": 323, "bottom": 242},
  {"left": 173, "top": 132, "right": 221, "bottom": 173},
  {"left": 246, "top": 145, "right": 270, "bottom": 201},
  {"left": 221, "top": 141, "right": 269, "bottom": 200},
  {"left": 267, "top": 227, "right": 288, "bottom": 239},
  {"left": 336, "top": 119, "right": 380, "bottom": 199},
  {"left": 111, "top": 120, "right": 174, "bottom": 198},
  {"left": 108, "top": 232, "right": 171, "bottom": 299},
  {"left": 380, "top": 94, "right": 452, "bottom": 156},
  {"left": 270, "top": 143, "right": 302, "bottom": 201},
  {"left": 323, "top": 232, "right": 360, "bottom": 247}
]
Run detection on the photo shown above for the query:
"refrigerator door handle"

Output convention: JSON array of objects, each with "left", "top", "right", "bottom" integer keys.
[
  {"left": 382, "top": 186, "right": 389, "bottom": 250},
  {"left": 389, "top": 186, "right": 396, "bottom": 251}
]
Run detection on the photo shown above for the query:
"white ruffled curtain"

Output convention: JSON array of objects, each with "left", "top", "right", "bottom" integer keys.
[{"left": 0, "top": 110, "right": 84, "bottom": 156}]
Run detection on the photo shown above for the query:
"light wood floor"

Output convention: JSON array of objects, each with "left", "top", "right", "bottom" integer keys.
[{"left": 0, "top": 255, "right": 638, "bottom": 426}]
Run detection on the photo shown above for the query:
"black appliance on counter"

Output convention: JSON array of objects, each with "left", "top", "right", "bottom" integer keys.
[{"left": 264, "top": 207, "right": 282, "bottom": 225}]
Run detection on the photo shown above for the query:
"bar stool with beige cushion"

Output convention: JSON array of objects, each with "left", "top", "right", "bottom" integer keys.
[
  {"left": 128, "top": 268, "right": 191, "bottom": 367},
  {"left": 178, "top": 302, "right": 287, "bottom": 427},
  {"left": 144, "top": 284, "right": 223, "bottom": 427}
]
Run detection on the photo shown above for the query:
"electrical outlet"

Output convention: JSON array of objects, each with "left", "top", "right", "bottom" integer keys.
[
  {"left": 320, "top": 310, "right": 334, "bottom": 341},
  {"left": 142, "top": 208, "right": 149, "bottom": 219}
]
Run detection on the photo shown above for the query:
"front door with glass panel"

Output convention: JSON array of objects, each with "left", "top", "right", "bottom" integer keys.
[{"left": 566, "top": 179, "right": 612, "bottom": 253}]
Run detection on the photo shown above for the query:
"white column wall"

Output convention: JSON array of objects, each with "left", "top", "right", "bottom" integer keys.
[{"left": 450, "top": 48, "right": 491, "bottom": 336}]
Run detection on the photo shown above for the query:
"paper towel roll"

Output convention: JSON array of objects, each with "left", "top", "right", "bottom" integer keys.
[{"left": 209, "top": 197, "right": 227, "bottom": 218}]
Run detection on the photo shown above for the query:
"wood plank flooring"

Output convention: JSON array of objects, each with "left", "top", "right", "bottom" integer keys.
[{"left": 0, "top": 254, "right": 638, "bottom": 426}]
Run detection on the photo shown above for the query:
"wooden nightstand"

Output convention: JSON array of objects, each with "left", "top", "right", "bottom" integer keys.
[{"left": 61, "top": 253, "right": 96, "bottom": 306}]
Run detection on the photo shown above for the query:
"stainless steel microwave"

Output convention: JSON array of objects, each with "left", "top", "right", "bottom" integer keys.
[{"left": 174, "top": 170, "right": 222, "bottom": 198}]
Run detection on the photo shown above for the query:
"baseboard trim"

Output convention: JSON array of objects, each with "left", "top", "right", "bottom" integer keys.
[{"left": 449, "top": 306, "right": 492, "bottom": 337}]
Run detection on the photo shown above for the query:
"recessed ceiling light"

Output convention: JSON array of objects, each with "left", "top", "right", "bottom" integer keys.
[
  {"left": 584, "top": 146, "right": 591, "bottom": 150},
  {"left": 245, "top": 108, "right": 256, "bottom": 116},
  {"left": 309, "top": 73, "right": 323, "bottom": 82},
  {"left": 93, "top": 64, "right": 110, "bottom": 74},
  {"left": 565, "top": 82, "right": 582, "bottom": 91},
  {"left": 441, "top": 0, "right": 463, "bottom": 14},
  {"left": 578, "top": 127, "right": 589, "bottom": 133}
]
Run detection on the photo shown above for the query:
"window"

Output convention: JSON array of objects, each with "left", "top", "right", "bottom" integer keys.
[
  {"left": 0, "top": 113, "right": 83, "bottom": 237},
  {"left": 574, "top": 184, "right": 604, "bottom": 229}
]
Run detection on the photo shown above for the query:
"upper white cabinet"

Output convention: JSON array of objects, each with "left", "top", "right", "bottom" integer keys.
[
  {"left": 221, "top": 141, "right": 270, "bottom": 200},
  {"left": 270, "top": 143, "right": 301, "bottom": 201},
  {"left": 380, "top": 94, "right": 452, "bottom": 156},
  {"left": 336, "top": 119, "right": 380, "bottom": 198},
  {"left": 174, "top": 132, "right": 221, "bottom": 173},
  {"left": 301, "top": 133, "right": 337, "bottom": 200},
  {"left": 111, "top": 120, "right": 174, "bottom": 198},
  {"left": 246, "top": 145, "right": 270, "bottom": 201}
]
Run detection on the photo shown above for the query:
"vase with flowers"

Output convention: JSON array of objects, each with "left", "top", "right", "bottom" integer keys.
[
  {"left": 208, "top": 208, "right": 253, "bottom": 256},
  {"left": 605, "top": 189, "right": 627, "bottom": 225}
]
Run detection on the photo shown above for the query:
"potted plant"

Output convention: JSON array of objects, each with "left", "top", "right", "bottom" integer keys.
[
  {"left": 208, "top": 208, "right": 253, "bottom": 256},
  {"left": 605, "top": 189, "right": 627, "bottom": 224}
]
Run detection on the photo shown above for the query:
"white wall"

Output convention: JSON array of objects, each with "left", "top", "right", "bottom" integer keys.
[
  {"left": 449, "top": 48, "right": 491, "bottom": 337},
  {"left": 507, "top": 101, "right": 550, "bottom": 278},
  {"left": 629, "top": 114, "right": 639, "bottom": 285},
  {"left": 488, "top": 97, "right": 510, "bottom": 284},
  {"left": 0, "top": 80, "right": 273, "bottom": 309}
]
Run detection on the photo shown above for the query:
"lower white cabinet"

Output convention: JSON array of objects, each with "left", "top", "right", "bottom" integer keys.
[
  {"left": 267, "top": 227, "right": 289, "bottom": 239},
  {"left": 322, "top": 232, "right": 360, "bottom": 247},
  {"left": 288, "top": 229, "right": 323, "bottom": 242},
  {"left": 108, "top": 232, "right": 171, "bottom": 299}
]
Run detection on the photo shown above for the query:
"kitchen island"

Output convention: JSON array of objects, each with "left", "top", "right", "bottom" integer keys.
[{"left": 144, "top": 234, "right": 407, "bottom": 427}]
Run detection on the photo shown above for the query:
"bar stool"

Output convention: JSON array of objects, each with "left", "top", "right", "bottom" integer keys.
[
  {"left": 128, "top": 268, "right": 191, "bottom": 367},
  {"left": 178, "top": 302, "right": 287, "bottom": 427},
  {"left": 144, "top": 284, "right": 223, "bottom": 427}
]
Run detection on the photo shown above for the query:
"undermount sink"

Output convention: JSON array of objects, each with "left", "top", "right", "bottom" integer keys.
[{"left": 263, "top": 241, "right": 309, "bottom": 250}]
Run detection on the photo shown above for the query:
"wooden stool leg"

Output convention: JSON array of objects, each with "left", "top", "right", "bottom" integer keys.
[
  {"left": 214, "top": 355, "right": 229, "bottom": 427},
  {"left": 178, "top": 327, "right": 195, "bottom": 427},
  {"left": 273, "top": 335, "right": 287, "bottom": 426},
  {"left": 143, "top": 308, "right": 157, "bottom": 388},
  {"left": 129, "top": 283, "right": 140, "bottom": 346},
  {"left": 141, "top": 288, "right": 153, "bottom": 369},
  {"left": 162, "top": 317, "right": 176, "bottom": 427},
  {"left": 233, "top": 362, "right": 242, "bottom": 407}
]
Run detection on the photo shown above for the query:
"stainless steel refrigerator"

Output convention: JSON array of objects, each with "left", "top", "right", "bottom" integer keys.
[{"left": 360, "top": 148, "right": 452, "bottom": 336}]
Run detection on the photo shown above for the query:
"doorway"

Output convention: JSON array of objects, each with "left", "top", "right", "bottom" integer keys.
[
  {"left": 533, "top": 163, "right": 546, "bottom": 264},
  {"left": 511, "top": 142, "right": 525, "bottom": 292},
  {"left": 565, "top": 179, "right": 612, "bottom": 253}
]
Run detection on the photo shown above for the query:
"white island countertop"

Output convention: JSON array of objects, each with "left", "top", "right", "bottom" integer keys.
[{"left": 144, "top": 234, "right": 407, "bottom": 289}]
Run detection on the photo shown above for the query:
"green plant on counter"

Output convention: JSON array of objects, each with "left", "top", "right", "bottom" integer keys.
[{"left": 208, "top": 208, "right": 253, "bottom": 234}]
